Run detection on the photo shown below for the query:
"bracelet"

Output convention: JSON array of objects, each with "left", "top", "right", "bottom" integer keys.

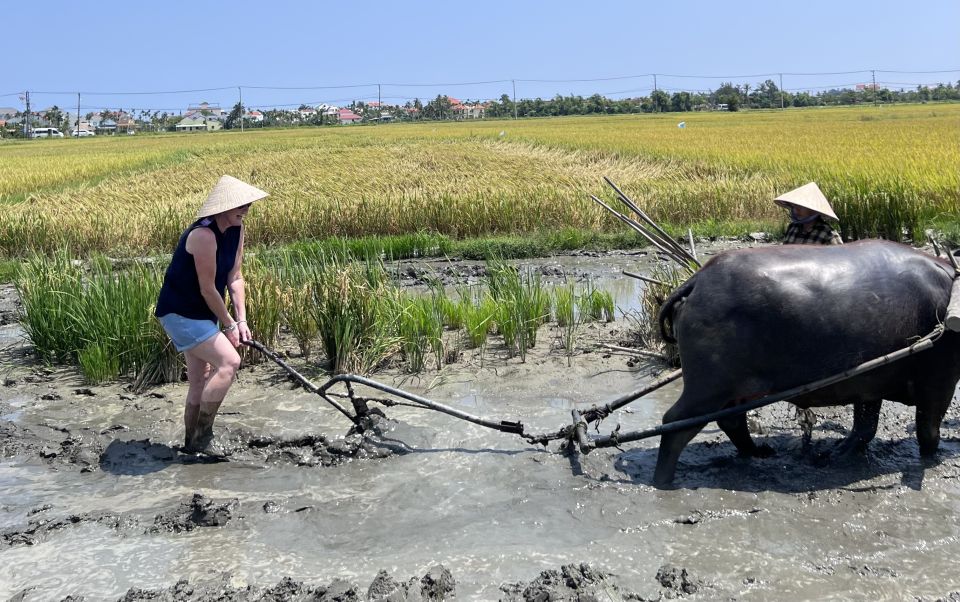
[
  {"left": 236, "top": 320, "right": 247, "bottom": 325},
  {"left": 222, "top": 322, "right": 238, "bottom": 332}
]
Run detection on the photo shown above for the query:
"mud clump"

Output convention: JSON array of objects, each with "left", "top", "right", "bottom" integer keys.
[
  {"left": 1, "top": 511, "right": 122, "bottom": 548},
  {"left": 655, "top": 564, "right": 705, "bottom": 598},
  {"left": 150, "top": 493, "right": 238, "bottom": 533},
  {"left": 500, "top": 563, "right": 642, "bottom": 601},
  {"left": 115, "top": 566, "right": 454, "bottom": 602}
]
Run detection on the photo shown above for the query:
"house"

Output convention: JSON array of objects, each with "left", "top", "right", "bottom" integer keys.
[
  {"left": 338, "top": 108, "right": 362, "bottom": 124},
  {"left": 451, "top": 101, "right": 486, "bottom": 120},
  {"left": 97, "top": 119, "right": 117, "bottom": 134},
  {"left": 245, "top": 110, "right": 264, "bottom": 123},
  {"left": 298, "top": 106, "right": 317, "bottom": 120},
  {"left": 187, "top": 102, "right": 223, "bottom": 116},
  {"left": 175, "top": 114, "right": 223, "bottom": 132}
]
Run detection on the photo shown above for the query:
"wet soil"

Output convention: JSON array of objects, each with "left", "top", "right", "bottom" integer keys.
[{"left": 3, "top": 244, "right": 960, "bottom": 600}]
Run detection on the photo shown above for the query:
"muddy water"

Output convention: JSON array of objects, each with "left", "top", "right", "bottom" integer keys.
[{"left": 3, "top": 250, "right": 960, "bottom": 600}]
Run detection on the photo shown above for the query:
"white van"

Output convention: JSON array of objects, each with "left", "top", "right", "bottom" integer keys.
[{"left": 31, "top": 127, "right": 64, "bottom": 138}]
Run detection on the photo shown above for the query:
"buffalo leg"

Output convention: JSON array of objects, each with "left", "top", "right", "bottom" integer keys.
[
  {"left": 833, "top": 400, "right": 882, "bottom": 456},
  {"left": 654, "top": 427, "right": 702, "bottom": 487},
  {"left": 916, "top": 398, "right": 951, "bottom": 457},
  {"left": 717, "top": 415, "right": 775, "bottom": 458}
]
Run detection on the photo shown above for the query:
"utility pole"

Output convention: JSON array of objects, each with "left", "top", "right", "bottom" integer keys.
[
  {"left": 652, "top": 74, "right": 658, "bottom": 112},
  {"left": 779, "top": 73, "right": 784, "bottom": 110},
  {"left": 77, "top": 92, "right": 81, "bottom": 136},
  {"left": 872, "top": 70, "right": 878, "bottom": 106},
  {"left": 238, "top": 87, "right": 244, "bottom": 132},
  {"left": 23, "top": 91, "right": 30, "bottom": 137},
  {"left": 378, "top": 83, "right": 382, "bottom": 124},
  {"left": 512, "top": 79, "right": 517, "bottom": 119}
]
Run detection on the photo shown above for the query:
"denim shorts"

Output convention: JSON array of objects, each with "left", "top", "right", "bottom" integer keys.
[{"left": 157, "top": 313, "right": 220, "bottom": 352}]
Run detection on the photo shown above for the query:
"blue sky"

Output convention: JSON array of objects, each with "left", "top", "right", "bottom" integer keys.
[{"left": 3, "top": 0, "right": 958, "bottom": 114}]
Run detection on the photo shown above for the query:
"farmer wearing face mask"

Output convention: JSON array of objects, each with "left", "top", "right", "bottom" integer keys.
[
  {"left": 775, "top": 182, "right": 843, "bottom": 246},
  {"left": 155, "top": 175, "right": 268, "bottom": 456}
]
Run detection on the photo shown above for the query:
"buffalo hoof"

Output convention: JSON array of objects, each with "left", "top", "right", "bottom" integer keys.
[
  {"left": 753, "top": 443, "right": 775, "bottom": 458},
  {"left": 737, "top": 443, "right": 775, "bottom": 459}
]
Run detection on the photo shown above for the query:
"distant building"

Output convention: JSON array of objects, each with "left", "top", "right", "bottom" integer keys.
[
  {"left": 451, "top": 101, "right": 486, "bottom": 120},
  {"left": 187, "top": 101, "right": 224, "bottom": 115},
  {"left": 245, "top": 110, "right": 264, "bottom": 123},
  {"left": 0, "top": 107, "right": 18, "bottom": 119},
  {"left": 175, "top": 114, "right": 223, "bottom": 132},
  {"left": 338, "top": 108, "right": 362, "bottom": 124}
]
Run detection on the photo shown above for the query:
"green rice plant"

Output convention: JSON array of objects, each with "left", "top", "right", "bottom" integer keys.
[
  {"left": 553, "top": 283, "right": 580, "bottom": 366},
  {"left": 463, "top": 294, "right": 496, "bottom": 350},
  {"left": 16, "top": 252, "right": 179, "bottom": 387},
  {"left": 395, "top": 293, "right": 445, "bottom": 373},
  {"left": 580, "top": 284, "right": 616, "bottom": 323},
  {"left": 309, "top": 258, "right": 398, "bottom": 374},
  {"left": 283, "top": 281, "right": 320, "bottom": 359},
  {"left": 78, "top": 343, "right": 120, "bottom": 385},
  {"left": 487, "top": 260, "right": 550, "bottom": 361},
  {"left": 241, "top": 262, "right": 284, "bottom": 361}
]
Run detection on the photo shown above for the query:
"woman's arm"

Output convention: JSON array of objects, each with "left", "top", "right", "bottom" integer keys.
[
  {"left": 226, "top": 228, "right": 251, "bottom": 341},
  {"left": 186, "top": 228, "right": 239, "bottom": 345}
]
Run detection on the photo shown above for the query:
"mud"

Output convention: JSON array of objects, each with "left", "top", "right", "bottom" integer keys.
[{"left": 4, "top": 245, "right": 960, "bottom": 600}]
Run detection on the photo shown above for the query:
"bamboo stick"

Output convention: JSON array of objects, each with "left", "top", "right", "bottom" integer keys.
[
  {"left": 622, "top": 270, "right": 667, "bottom": 286},
  {"left": 603, "top": 177, "right": 702, "bottom": 268},
  {"left": 590, "top": 195, "right": 694, "bottom": 272}
]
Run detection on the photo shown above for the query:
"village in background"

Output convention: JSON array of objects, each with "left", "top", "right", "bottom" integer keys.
[{"left": 4, "top": 78, "right": 960, "bottom": 138}]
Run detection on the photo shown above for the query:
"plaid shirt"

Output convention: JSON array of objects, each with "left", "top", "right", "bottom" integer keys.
[{"left": 783, "top": 218, "right": 843, "bottom": 245}]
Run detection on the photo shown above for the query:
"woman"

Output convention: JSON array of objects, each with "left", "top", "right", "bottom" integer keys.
[
  {"left": 155, "top": 175, "right": 268, "bottom": 456},
  {"left": 774, "top": 181, "right": 843, "bottom": 246}
]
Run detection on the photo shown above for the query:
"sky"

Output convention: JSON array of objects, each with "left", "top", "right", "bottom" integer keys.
[{"left": 2, "top": 0, "right": 958, "bottom": 114}]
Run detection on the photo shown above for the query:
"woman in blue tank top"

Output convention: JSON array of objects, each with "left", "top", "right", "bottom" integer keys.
[{"left": 155, "top": 175, "right": 269, "bottom": 456}]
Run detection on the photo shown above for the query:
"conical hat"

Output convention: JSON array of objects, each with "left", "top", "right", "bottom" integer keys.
[
  {"left": 773, "top": 182, "right": 838, "bottom": 221},
  {"left": 196, "top": 175, "right": 269, "bottom": 218}
]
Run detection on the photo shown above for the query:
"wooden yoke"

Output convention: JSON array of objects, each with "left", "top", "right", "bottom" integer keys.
[
  {"left": 944, "top": 246, "right": 960, "bottom": 332},
  {"left": 946, "top": 278, "right": 960, "bottom": 332}
]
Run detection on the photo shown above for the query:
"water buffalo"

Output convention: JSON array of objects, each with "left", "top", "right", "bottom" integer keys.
[{"left": 654, "top": 239, "right": 960, "bottom": 486}]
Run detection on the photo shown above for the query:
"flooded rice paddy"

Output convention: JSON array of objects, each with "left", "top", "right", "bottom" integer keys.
[{"left": 3, "top": 249, "right": 960, "bottom": 600}]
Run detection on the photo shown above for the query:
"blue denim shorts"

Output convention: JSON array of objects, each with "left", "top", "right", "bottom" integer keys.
[{"left": 157, "top": 313, "right": 220, "bottom": 352}]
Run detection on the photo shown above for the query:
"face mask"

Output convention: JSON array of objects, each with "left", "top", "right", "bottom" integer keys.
[{"left": 790, "top": 207, "right": 820, "bottom": 225}]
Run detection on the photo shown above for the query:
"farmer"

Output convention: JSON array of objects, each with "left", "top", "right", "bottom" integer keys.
[
  {"left": 154, "top": 175, "right": 268, "bottom": 456},
  {"left": 775, "top": 181, "right": 843, "bottom": 441},
  {"left": 774, "top": 181, "right": 843, "bottom": 246}
]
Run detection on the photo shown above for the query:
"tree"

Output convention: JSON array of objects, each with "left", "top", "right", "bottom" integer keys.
[
  {"left": 224, "top": 102, "right": 244, "bottom": 129},
  {"left": 712, "top": 83, "right": 742, "bottom": 111},
  {"left": 649, "top": 90, "right": 670, "bottom": 113}
]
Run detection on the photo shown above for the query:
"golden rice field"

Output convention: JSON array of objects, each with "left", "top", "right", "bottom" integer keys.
[{"left": 1, "top": 103, "right": 958, "bottom": 257}]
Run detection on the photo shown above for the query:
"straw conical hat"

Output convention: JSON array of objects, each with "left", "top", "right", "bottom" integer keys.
[
  {"left": 773, "top": 182, "right": 838, "bottom": 221},
  {"left": 196, "top": 175, "right": 269, "bottom": 218}
]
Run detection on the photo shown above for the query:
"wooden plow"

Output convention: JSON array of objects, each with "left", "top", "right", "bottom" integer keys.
[{"left": 246, "top": 321, "right": 948, "bottom": 459}]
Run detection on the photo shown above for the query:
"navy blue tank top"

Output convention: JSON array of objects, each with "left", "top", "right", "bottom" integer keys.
[{"left": 155, "top": 218, "right": 242, "bottom": 322}]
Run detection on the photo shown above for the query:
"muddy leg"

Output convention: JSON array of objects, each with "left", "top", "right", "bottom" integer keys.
[
  {"left": 654, "top": 427, "right": 702, "bottom": 487},
  {"left": 832, "top": 400, "right": 882, "bottom": 457},
  {"left": 717, "top": 415, "right": 774, "bottom": 458},
  {"left": 182, "top": 354, "right": 210, "bottom": 450},
  {"left": 916, "top": 399, "right": 950, "bottom": 457}
]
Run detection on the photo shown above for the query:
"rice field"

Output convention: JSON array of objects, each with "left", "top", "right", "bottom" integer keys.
[
  {"left": 2, "top": 103, "right": 957, "bottom": 258},
  {"left": 15, "top": 252, "right": 617, "bottom": 384}
]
